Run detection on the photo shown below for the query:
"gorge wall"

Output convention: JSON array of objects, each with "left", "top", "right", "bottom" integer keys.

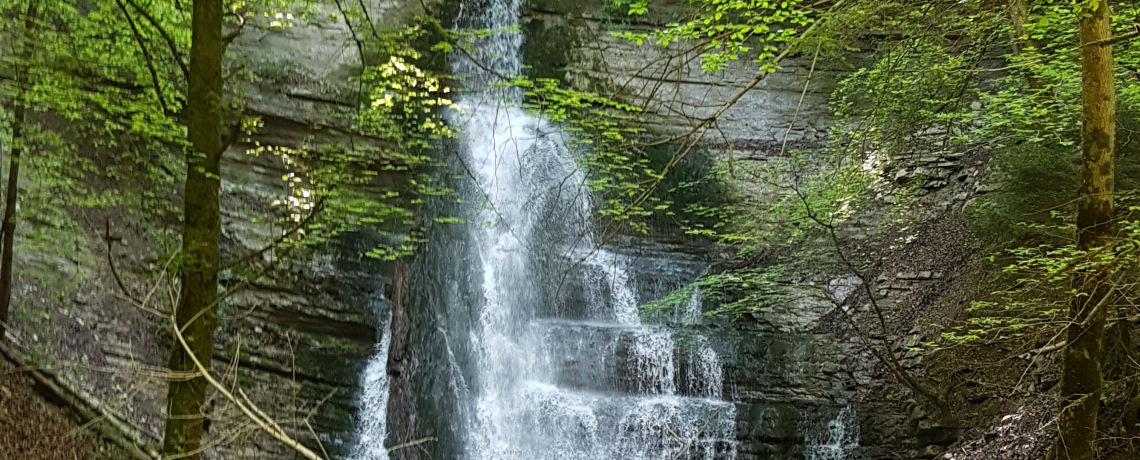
[
  {"left": 512, "top": 3, "right": 996, "bottom": 459},
  {"left": 8, "top": 0, "right": 430, "bottom": 458},
  {"left": 4, "top": 0, "right": 1001, "bottom": 458}
]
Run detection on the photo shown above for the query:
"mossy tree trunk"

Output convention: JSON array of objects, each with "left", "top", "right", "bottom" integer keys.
[
  {"left": 1053, "top": 1, "right": 1116, "bottom": 459},
  {"left": 0, "top": 0, "right": 40, "bottom": 339},
  {"left": 160, "top": 0, "right": 223, "bottom": 453}
]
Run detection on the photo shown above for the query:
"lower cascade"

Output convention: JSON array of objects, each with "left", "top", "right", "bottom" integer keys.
[{"left": 802, "top": 406, "right": 861, "bottom": 460}]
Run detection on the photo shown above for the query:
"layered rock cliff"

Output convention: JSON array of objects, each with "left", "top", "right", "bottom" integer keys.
[
  {"left": 6, "top": 0, "right": 1005, "bottom": 458},
  {"left": 7, "top": 1, "right": 429, "bottom": 458}
]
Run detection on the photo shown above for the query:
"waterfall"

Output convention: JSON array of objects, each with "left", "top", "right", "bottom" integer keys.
[
  {"left": 682, "top": 286, "right": 704, "bottom": 325},
  {"left": 350, "top": 301, "right": 393, "bottom": 460},
  {"left": 684, "top": 336, "right": 723, "bottom": 399},
  {"left": 437, "top": 0, "right": 739, "bottom": 458},
  {"left": 802, "top": 406, "right": 861, "bottom": 460}
]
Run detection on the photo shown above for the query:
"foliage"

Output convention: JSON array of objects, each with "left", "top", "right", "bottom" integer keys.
[
  {"left": 509, "top": 77, "right": 660, "bottom": 233},
  {"left": 247, "top": 26, "right": 456, "bottom": 261},
  {"left": 965, "top": 1, "right": 1140, "bottom": 247},
  {"left": 940, "top": 213, "right": 1140, "bottom": 346},
  {"left": 0, "top": 0, "right": 456, "bottom": 276},
  {"left": 641, "top": 264, "right": 792, "bottom": 318},
  {"left": 619, "top": 0, "right": 1056, "bottom": 317},
  {"left": 969, "top": 109, "right": 1140, "bottom": 250},
  {"left": 611, "top": 0, "right": 811, "bottom": 73},
  {"left": 975, "top": 2, "right": 1140, "bottom": 146},
  {"left": 566, "top": 0, "right": 892, "bottom": 314},
  {"left": 831, "top": 39, "right": 978, "bottom": 159}
]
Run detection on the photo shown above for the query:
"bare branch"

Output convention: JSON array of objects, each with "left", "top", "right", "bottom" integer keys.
[
  {"left": 387, "top": 437, "right": 438, "bottom": 453},
  {"left": 168, "top": 310, "right": 328, "bottom": 460},
  {"left": 113, "top": 0, "right": 172, "bottom": 116},
  {"left": 123, "top": 0, "right": 190, "bottom": 81},
  {"left": 104, "top": 218, "right": 141, "bottom": 304},
  {"left": 222, "top": 13, "right": 246, "bottom": 48}
]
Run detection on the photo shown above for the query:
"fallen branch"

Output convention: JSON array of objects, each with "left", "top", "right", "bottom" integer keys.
[
  {"left": 0, "top": 337, "right": 159, "bottom": 460},
  {"left": 1020, "top": 340, "right": 1068, "bottom": 359},
  {"left": 387, "top": 437, "right": 438, "bottom": 453},
  {"left": 169, "top": 310, "right": 328, "bottom": 460}
]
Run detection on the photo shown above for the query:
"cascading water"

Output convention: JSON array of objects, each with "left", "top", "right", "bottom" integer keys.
[
  {"left": 801, "top": 406, "right": 861, "bottom": 460},
  {"left": 342, "top": 1, "right": 874, "bottom": 457},
  {"left": 432, "top": 0, "right": 739, "bottom": 458},
  {"left": 343, "top": 1, "right": 875, "bottom": 458},
  {"left": 350, "top": 311, "right": 392, "bottom": 460},
  {"left": 351, "top": 291, "right": 393, "bottom": 460}
]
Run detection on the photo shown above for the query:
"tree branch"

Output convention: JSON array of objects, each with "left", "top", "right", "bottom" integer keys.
[
  {"left": 220, "top": 197, "right": 325, "bottom": 271},
  {"left": 123, "top": 0, "right": 190, "bottom": 81},
  {"left": 387, "top": 437, "right": 438, "bottom": 453},
  {"left": 1082, "top": 24, "right": 1140, "bottom": 48},
  {"left": 104, "top": 218, "right": 141, "bottom": 304},
  {"left": 114, "top": 0, "right": 173, "bottom": 116},
  {"left": 608, "top": 0, "right": 850, "bottom": 230},
  {"left": 221, "top": 12, "right": 246, "bottom": 49},
  {"left": 168, "top": 310, "right": 328, "bottom": 460},
  {"left": 631, "top": 0, "right": 847, "bottom": 150},
  {"left": 789, "top": 176, "right": 946, "bottom": 407}
]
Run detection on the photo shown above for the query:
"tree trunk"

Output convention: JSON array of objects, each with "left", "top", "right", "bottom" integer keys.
[
  {"left": 160, "top": 0, "right": 223, "bottom": 453},
  {"left": 1053, "top": 2, "right": 1116, "bottom": 459},
  {"left": 1008, "top": 0, "right": 1045, "bottom": 90},
  {"left": 0, "top": 0, "right": 40, "bottom": 339}
]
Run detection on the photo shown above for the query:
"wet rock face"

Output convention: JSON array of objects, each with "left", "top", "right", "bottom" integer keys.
[
  {"left": 229, "top": 0, "right": 435, "bottom": 131},
  {"left": 200, "top": 0, "right": 455, "bottom": 455},
  {"left": 696, "top": 305, "right": 868, "bottom": 460},
  {"left": 196, "top": 3, "right": 431, "bottom": 455},
  {"left": 499, "top": 18, "right": 879, "bottom": 456},
  {"left": 717, "top": 332, "right": 864, "bottom": 460},
  {"left": 214, "top": 194, "right": 397, "bottom": 459}
]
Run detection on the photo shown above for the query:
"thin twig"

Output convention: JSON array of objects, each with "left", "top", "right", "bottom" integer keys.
[
  {"left": 169, "top": 310, "right": 327, "bottom": 460},
  {"left": 113, "top": 0, "right": 171, "bottom": 116},
  {"left": 123, "top": 0, "right": 190, "bottom": 80},
  {"left": 104, "top": 218, "right": 140, "bottom": 304},
  {"left": 387, "top": 437, "right": 438, "bottom": 453}
]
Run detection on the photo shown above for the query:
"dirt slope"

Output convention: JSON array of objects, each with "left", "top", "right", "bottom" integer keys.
[{"left": 0, "top": 354, "right": 133, "bottom": 460}]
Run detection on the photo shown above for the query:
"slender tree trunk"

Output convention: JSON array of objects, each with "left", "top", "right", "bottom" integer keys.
[
  {"left": 1008, "top": 0, "right": 1030, "bottom": 55},
  {"left": 160, "top": 0, "right": 223, "bottom": 453},
  {"left": 1053, "top": 2, "right": 1115, "bottom": 459},
  {"left": 0, "top": 0, "right": 40, "bottom": 339},
  {"left": 1008, "top": 0, "right": 1045, "bottom": 91}
]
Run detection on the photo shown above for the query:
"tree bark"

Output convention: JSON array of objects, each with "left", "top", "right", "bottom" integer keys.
[
  {"left": 160, "top": 0, "right": 223, "bottom": 453},
  {"left": 0, "top": 0, "right": 40, "bottom": 339},
  {"left": 1053, "top": 1, "right": 1116, "bottom": 459}
]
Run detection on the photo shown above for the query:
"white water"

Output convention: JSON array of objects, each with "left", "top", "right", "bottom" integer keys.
[
  {"left": 344, "top": 0, "right": 869, "bottom": 457},
  {"left": 802, "top": 406, "right": 861, "bottom": 460},
  {"left": 685, "top": 336, "right": 724, "bottom": 399},
  {"left": 443, "top": 0, "right": 737, "bottom": 458},
  {"left": 350, "top": 305, "right": 392, "bottom": 460},
  {"left": 683, "top": 286, "right": 704, "bottom": 325}
]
